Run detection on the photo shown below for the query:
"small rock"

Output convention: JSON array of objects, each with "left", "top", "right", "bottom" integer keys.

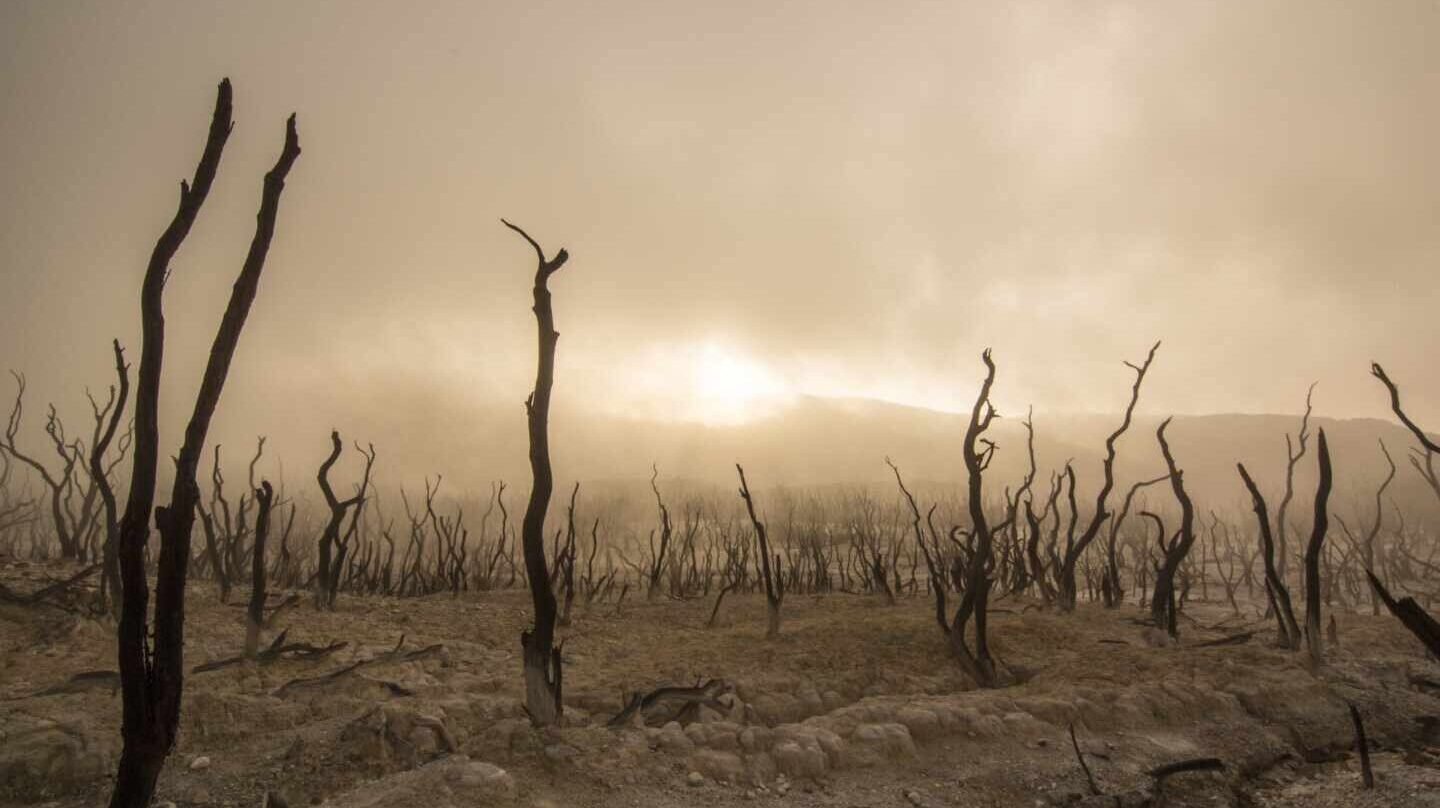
[
  {"left": 687, "top": 771, "right": 706, "bottom": 787},
  {"left": 189, "top": 755, "right": 212, "bottom": 770},
  {"left": 542, "top": 744, "right": 580, "bottom": 768},
  {"left": 905, "top": 789, "right": 925, "bottom": 806}
]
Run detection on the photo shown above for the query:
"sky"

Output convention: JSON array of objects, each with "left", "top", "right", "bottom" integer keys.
[{"left": 1, "top": 0, "right": 1437, "bottom": 485}]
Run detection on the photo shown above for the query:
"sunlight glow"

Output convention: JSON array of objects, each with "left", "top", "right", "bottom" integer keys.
[
  {"left": 690, "top": 342, "right": 792, "bottom": 424},
  {"left": 613, "top": 339, "right": 795, "bottom": 425}
]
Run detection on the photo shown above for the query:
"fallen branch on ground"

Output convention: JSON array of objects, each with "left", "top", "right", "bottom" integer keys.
[
  {"left": 271, "top": 635, "right": 444, "bottom": 697},
  {"left": 608, "top": 678, "right": 732, "bottom": 728},
  {"left": 192, "top": 628, "right": 348, "bottom": 673}
]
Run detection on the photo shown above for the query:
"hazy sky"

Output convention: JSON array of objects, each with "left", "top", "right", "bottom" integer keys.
[{"left": 2, "top": 0, "right": 1438, "bottom": 470}]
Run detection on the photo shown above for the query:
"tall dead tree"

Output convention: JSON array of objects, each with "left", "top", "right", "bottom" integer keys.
[
  {"left": 737, "top": 464, "right": 783, "bottom": 638},
  {"left": 505, "top": 218, "right": 569, "bottom": 727},
  {"left": 950, "top": 350, "right": 1003, "bottom": 687},
  {"left": 1237, "top": 463, "right": 1302, "bottom": 649},
  {"left": 1303, "top": 428, "right": 1333, "bottom": 664},
  {"left": 1151, "top": 418, "right": 1196, "bottom": 638},
  {"left": 1057, "top": 341, "right": 1159, "bottom": 611},
  {"left": 111, "top": 80, "right": 299, "bottom": 808}
]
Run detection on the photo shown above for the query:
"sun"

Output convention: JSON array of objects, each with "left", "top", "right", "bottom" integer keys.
[{"left": 677, "top": 341, "right": 788, "bottom": 424}]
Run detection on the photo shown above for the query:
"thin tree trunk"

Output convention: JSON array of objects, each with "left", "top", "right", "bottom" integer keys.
[{"left": 505, "top": 219, "right": 570, "bottom": 727}]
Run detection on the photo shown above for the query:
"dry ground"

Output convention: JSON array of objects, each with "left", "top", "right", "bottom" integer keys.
[{"left": 4, "top": 563, "right": 1440, "bottom": 807}]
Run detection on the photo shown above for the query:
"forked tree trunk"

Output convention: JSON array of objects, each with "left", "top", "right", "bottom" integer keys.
[
  {"left": 111, "top": 81, "right": 299, "bottom": 808},
  {"left": 1057, "top": 342, "right": 1158, "bottom": 611},
  {"left": 504, "top": 219, "right": 570, "bottom": 727},
  {"left": 1151, "top": 418, "right": 1196, "bottom": 638},
  {"left": 951, "top": 349, "right": 1001, "bottom": 687}
]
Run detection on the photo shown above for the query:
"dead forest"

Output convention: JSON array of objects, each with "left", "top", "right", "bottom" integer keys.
[{"left": 4, "top": 79, "right": 1440, "bottom": 808}]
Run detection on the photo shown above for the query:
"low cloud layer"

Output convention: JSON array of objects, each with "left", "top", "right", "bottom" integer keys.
[{"left": 2, "top": 0, "right": 1437, "bottom": 475}]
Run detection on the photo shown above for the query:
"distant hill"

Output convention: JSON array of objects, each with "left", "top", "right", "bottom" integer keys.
[{"left": 201, "top": 386, "right": 1438, "bottom": 521}]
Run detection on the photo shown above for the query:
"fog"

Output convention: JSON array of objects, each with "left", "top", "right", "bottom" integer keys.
[{"left": 2, "top": 0, "right": 1438, "bottom": 488}]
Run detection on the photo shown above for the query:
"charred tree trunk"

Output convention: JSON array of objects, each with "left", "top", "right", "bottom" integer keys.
[
  {"left": 1304, "top": 428, "right": 1333, "bottom": 664},
  {"left": 1151, "top": 418, "right": 1196, "bottom": 638},
  {"left": 951, "top": 350, "right": 1002, "bottom": 687},
  {"left": 505, "top": 219, "right": 570, "bottom": 727},
  {"left": 92, "top": 341, "right": 130, "bottom": 618},
  {"left": 314, "top": 432, "right": 374, "bottom": 609},
  {"left": 1057, "top": 342, "right": 1158, "bottom": 611},
  {"left": 1237, "top": 463, "right": 1301, "bottom": 649},
  {"left": 112, "top": 80, "right": 299, "bottom": 808},
  {"left": 245, "top": 481, "right": 274, "bottom": 658},
  {"left": 737, "top": 464, "right": 783, "bottom": 638}
]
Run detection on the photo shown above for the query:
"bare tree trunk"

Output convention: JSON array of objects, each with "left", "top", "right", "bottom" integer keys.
[
  {"left": 1058, "top": 342, "right": 1158, "bottom": 610},
  {"left": 737, "top": 464, "right": 783, "bottom": 638},
  {"left": 112, "top": 81, "right": 299, "bottom": 808},
  {"left": 92, "top": 341, "right": 130, "bottom": 618},
  {"left": 245, "top": 481, "right": 274, "bottom": 658},
  {"left": 1304, "top": 429, "right": 1333, "bottom": 665},
  {"left": 504, "top": 219, "right": 570, "bottom": 727},
  {"left": 951, "top": 350, "right": 1002, "bottom": 687},
  {"left": 1151, "top": 418, "right": 1196, "bottom": 638},
  {"left": 1237, "top": 463, "right": 1301, "bottom": 649},
  {"left": 1275, "top": 385, "right": 1315, "bottom": 586}
]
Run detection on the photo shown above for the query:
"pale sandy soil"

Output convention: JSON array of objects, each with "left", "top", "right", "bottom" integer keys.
[{"left": 4, "top": 561, "right": 1440, "bottom": 807}]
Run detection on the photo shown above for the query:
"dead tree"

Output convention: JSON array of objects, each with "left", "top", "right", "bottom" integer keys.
[
  {"left": 1237, "top": 463, "right": 1302, "bottom": 649},
  {"left": 1372, "top": 363, "right": 1440, "bottom": 504},
  {"left": 314, "top": 431, "right": 376, "bottom": 609},
  {"left": 1303, "top": 428, "right": 1333, "bottom": 664},
  {"left": 91, "top": 341, "right": 131, "bottom": 617},
  {"left": 1101, "top": 474, "right": 1168, "bottom": 607},
  {"left": 737, "top": 464, "right": 783, "bottom": 638},
  {"left": 505, "top": 218, "right": 570, "bottom": 727},
  {"left": 1151, "top": 418, "right": 1197, "bottom": 638},
  {"left": 1276, "top": 384, "right": 1316, "bottom": 584},
  {"left": 1057, "top": 342, "right": 1158, "bottom": 611},
  {"left": 647, "top": 464, "right": 672, "bottom": 600},
  {"left": 197, "top": 446, "right": 234, "bottom": 602},
  {"left": 112, "top": 79, "right": 300, "bottom": 808},
  {"left": 245, "top": 481, "right": 275, "bottom": 657},
  {"left": 1357, "top": 440, "right": 1396, "bottom": 615},
  {"left": 557, "top": 483, "right": 580, "bottom": 626},
  {"left": 3, "top": 374, "right": 81, "bottom": 558},
  {"left": 950, "top": 349, "right": 1003, "bottom": 687}
]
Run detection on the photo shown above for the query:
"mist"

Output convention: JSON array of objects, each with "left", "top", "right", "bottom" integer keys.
[{"left": 3, "top": 1, "right": 1439, "bottom": 490}]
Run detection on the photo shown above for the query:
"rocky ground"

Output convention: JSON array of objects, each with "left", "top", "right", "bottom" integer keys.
[{"left": 4, "top": 562, "right": 1440, "bottom": 807}]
